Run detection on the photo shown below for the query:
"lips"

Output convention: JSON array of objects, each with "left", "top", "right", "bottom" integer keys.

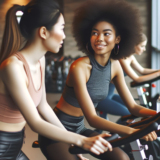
[{"left": 95, "top": 44, "right": 106, "bottom": 49}]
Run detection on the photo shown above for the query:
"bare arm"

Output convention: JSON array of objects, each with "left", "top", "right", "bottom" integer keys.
[
  {"left": 1, "top": 58, "right": 83, "bottom": 145},
  {"left": 69, "top": 61, "right": 136, "bottom": 136},
  {"left": 0, "top": 57, "right": 112, "bottom": 154},
  {"left": 112, "top": 60, "right": 156, "bottom": 117},
  {"left": 37, "top": 57, "right": 66, "bottom": 130},
  {"left": 119, "top": 56, "right": 160, "bottom": 83},
  {"left": 131, "top": 56, "right": 158, "bottom": 74}
]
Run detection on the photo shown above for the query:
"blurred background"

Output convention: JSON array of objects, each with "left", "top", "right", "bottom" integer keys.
[{"left": 0, "top": 0, "right": 160, "bottom": 159}]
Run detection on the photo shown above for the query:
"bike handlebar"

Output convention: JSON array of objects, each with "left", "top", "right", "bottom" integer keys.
[
  {"left": 130, "top": 76, "right": 160, "bottom": 88},
  {"left": 69, "top": 121, "right": 158, "bottom": 154}
]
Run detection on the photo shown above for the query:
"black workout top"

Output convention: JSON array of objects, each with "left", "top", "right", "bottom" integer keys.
[{"left": 62, "top": 55, "right": 111, "bottom": 108}]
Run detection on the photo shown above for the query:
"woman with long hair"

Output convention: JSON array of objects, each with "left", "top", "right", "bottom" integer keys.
[
  {"left": 0, "top": 0, "right": 112, "bottom": 159},
  {"left": 119, "top": 33, "right": 160, "bottom": 82}
]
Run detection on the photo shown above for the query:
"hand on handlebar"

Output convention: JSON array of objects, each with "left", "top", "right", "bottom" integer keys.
[
  {"left": 81, "top": 133, "right": 113, "bottom": 155},
  {"left": 133, "top": 128, "right": 157, "bottom": 141},
  {"left": 141, "top": 131, "right": 157, "bottom": 141}
]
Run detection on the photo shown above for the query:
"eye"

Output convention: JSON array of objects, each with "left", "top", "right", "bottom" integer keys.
[
  {"left": 104, "top": 33, "right": 110, "bottom": 36},
  {"left": 92, "top": 32, "right": 98, "bottom": 36}
]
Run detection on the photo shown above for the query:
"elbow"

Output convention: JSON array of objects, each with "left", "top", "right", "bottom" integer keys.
[
  {"left": 87, "top": 119, "right": 94, "bottom": 127},
  {"left": 30, "top": 126, "right": 37, "bottom": 133},
  {"left": 141, "top": 69, "right": 145, "bottom": 75},
  {"left": 87, "top": 116, "right": 98, "bottom": 128},
  {"left": 28, "top": 118, "right": 42, "bottom": 133},
  {"left": 133, "top": 78, "right": 142, "bottom": 83},
  {"left": 129, "top": 105, "right": 139, "bottom": 116},
  {"left": 89, "top": 122, "right": 95, "bottom": 128}
]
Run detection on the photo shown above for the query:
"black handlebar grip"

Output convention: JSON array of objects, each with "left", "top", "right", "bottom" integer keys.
[
  {"left": 69, "top": 122, "right": 158, "bottom": 154},
  {"left": 121, "top": 114, "right": 138, "bottom": 121},
  {"left": 130, "top": 76, "right": 160, "bottom": 88},
  {"left": 110, "top": 122, "right": 158, "bottom": 148},
  {"left": 128, "top": 112, "right": 160, "bottom": 128},
  {"left": 69, "top": 133, "right": 119, "bottom": 154}
]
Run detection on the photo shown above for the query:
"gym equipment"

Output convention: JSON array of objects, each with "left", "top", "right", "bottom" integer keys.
[{"left": 69, "top": 112, "right": 160, "bottom": 160}]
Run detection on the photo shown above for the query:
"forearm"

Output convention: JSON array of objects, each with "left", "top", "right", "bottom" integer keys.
[
  {"left": 134, "top": 71, "right": 160, "bottom": 83},
  {"left": 142, "top": 68, "right": 159, "bottom": 75},
  {"left": 39, "top": 104, "right": 66, "bottom": 130},
  {"left": 129, "top": 104, "right": 157, "bottom": 117},
  {"left": 88, "top": 115, "right": 134, "bottom": 135},
  {"left": 31, "top": 118, "right": 84, "bottom": 146}
]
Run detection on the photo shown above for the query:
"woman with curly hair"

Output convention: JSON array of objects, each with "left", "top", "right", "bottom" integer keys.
[
  {"left": 38, "top": 0, "right": 157, "bottom": 160},
  {"left": 96, "top": 33, "right": 160, "bottom": 134}
]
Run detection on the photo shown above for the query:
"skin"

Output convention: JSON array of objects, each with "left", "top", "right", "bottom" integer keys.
[
  {"left": 57, "top": 21, "right": 157, "bottom": 141},
  {"left": 119, "top": 40, "right": 160, "bottom": 83},
  {"left": 0, "top": 14, "right": 112, "bottom": 159}
]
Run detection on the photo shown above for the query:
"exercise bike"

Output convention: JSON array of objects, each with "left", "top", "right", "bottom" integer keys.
[{"left": 69, "top": 112, "right": 160, "bottom": 160}]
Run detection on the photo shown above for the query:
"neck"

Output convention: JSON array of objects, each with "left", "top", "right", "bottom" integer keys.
[
  {"left": 20, "top": 39, "right": 47, "bottom": 65},
  {"left": 94, "top": 53, "right": 111, "bottom": 66}
]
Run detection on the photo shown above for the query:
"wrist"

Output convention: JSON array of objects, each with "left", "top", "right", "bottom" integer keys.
[
  {"left": 74, "top": 135, "right": 86, "bottom": 147},
  {"left": 128, "top": 127, "right": 138, "bottom": 135}
]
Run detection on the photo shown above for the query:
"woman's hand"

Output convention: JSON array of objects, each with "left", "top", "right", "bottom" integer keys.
[
  {"left": 77, "top": 154, "right": 89, "bottom": 160},
  {"left": 142, "top": 131, "right": 157, "bottom": 141},
  {"left": 80, "top": 133, "right": 113, "bottom": 155},
  {"left": 132, "top": 128, "right": 157, "bottom": 141}
]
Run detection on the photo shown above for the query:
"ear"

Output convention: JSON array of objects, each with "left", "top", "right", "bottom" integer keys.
[
  {"left": 115, "top": 35, "right": 121, "bottom": 44},
  {"left": 39, "top": 26, "right": 48, "bottom": 40}
]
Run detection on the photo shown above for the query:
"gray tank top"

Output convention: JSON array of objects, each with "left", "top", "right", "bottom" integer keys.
[{"left": 62, "top": 55, "right": 111, "bottom": 108}]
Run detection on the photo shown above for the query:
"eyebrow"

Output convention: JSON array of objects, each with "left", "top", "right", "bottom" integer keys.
[{"left": 92, "top": 28, "right": 112, "bottom": 32}]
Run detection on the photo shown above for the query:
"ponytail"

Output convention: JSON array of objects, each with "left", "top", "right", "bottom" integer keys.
[
  {"left": 0, "top": 5, "right": 22, "bottom": 64},
  {"left": 0, "top": 0, "right": 61, "bottom": 64}
]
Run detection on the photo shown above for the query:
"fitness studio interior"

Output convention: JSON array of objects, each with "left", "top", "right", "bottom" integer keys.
[{"left": 0, "top": 0, "right": 160, "bottom": 160}]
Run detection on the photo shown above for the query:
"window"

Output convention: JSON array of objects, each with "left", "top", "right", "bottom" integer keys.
[
  {"left": 16, "top": 11, "right": 23, "bottom": 24},
  {"left": 151, "top": 0, "right": 160, "bottom": 96}
]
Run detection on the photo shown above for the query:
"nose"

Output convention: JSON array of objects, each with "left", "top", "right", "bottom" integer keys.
[
  {"left": 63, "top": 31, "right": 66, "bottom": 40},
  {"left": 96, "top": 34, "right": 104, "bottom": 42}
]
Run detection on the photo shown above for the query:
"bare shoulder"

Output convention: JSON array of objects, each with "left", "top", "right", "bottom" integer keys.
[
  {"left": 111, "top": 58, "right": 120, "bottom": 67},
  {"left": 67, "top": 56, "right": 91, "bottom": 86},
  {"left": 111, "top": 59, "right": 122, "bottom": 79},
  {"left": 0, "top": 56, "right": 27, "bottom": 94},
  {"left": 70, "top": 56, "right": 91, "bottom": 73},
  {"left": 0, "top": 56, "right": 24, "bottom": 76},
  {"left": 129, "top": 55, "right": 135, "bottom": 61}
]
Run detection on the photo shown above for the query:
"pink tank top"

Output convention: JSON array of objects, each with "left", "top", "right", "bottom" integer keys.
[{"left": 0, "top": 53, "right": 43, "bottom": 123}]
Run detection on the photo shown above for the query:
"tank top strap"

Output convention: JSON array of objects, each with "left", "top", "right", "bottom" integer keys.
[
  {"left": 13, "top": 52, "right": 43, "bottom": 92},
  {"left": 13, "top": 52, "right": 31, "bottom": 81}
]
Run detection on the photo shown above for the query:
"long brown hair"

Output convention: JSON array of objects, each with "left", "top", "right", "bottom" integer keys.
[{"left": 0, "top": 5, "right": 22, "bottom": 64}]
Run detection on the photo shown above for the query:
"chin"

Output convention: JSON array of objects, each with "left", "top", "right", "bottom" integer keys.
[
  {"left": 50, "top": 49, "right": 59, "bottom": 54},
  {"left": 95, "top": 50, "right": 106, "bottom": 54}
]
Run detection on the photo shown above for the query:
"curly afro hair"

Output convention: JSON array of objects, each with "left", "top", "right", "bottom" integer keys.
[{"left": 72, "top": 0, "right": 142, "bottom": 59}]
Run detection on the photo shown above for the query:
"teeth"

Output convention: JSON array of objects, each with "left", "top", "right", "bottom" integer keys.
[{"left": 97, "top": 45, "right": 104, "bottom": 47}]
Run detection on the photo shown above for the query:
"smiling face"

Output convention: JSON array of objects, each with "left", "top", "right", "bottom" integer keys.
[
  {"left": 44, "top": 14, "right": 66, "bottom": 53},
  {"left": 134, "top": 40, "right": 147, "bottom": 55},
  {"left": 90, "top": 21, "right": 120, "bottom": 56}
]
